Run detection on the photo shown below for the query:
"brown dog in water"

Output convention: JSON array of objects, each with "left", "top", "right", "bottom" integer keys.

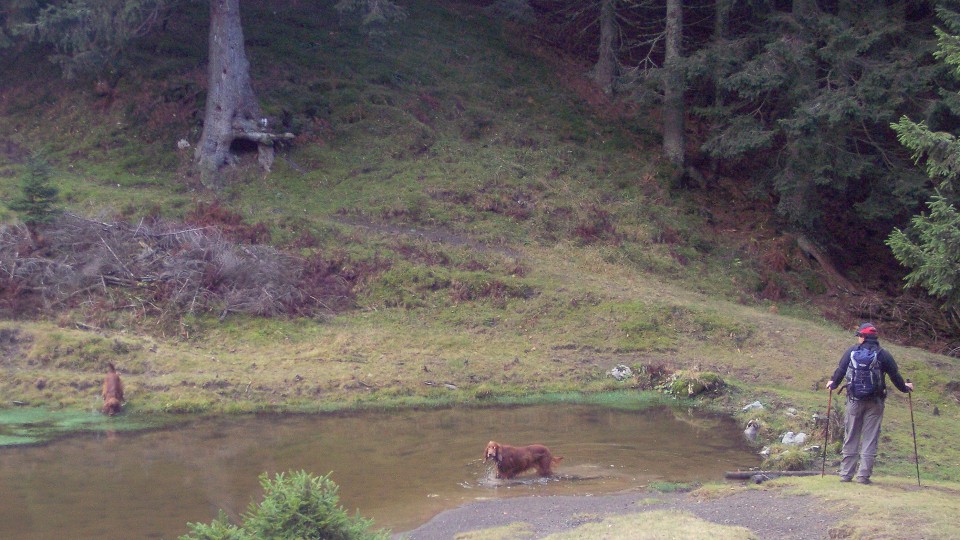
[
  {"left": 484, "top": 440, "right": 563, "bottom": 479},
  {"left": 101, "top": 362, "right": 124, "bottom": 416}
]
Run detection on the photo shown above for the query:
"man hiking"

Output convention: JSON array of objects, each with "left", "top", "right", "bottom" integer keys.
[{"left": 826, "top": 323, "right": 913, "bottom": 484}]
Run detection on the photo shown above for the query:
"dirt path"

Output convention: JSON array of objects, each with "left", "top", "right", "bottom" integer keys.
[{"left": 396, "top": 487, "right": 840, "bottom": 539}]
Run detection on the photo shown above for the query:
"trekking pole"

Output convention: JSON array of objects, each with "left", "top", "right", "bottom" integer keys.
[
  {"left": 907, "top": 378, "right": 921, "bottom": 487},
  {"left": 821, "top": 386, "right": 833, "bottom": 478}
]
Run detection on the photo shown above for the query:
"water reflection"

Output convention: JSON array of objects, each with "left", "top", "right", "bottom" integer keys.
[{"left": 0, "top": 404, "right": 757, "bottom": 539}]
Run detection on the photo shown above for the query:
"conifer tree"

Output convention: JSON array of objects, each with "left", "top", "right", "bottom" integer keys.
[
  {"left": 8, "top": 154, "right": 60, "bottom": 228},
  {"left": 17, "top": 0, "right": 166, "bottom": 79},
  {"left": 695, "top": 2, "right": 933, "bottom": 238},
  {"left": 888, "top": 4, "right": 960, "bottom": 311}
]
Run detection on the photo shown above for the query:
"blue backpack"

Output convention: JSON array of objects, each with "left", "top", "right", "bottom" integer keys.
[{"left": 846, "top": 348, "right": 882, "bottom": 399}]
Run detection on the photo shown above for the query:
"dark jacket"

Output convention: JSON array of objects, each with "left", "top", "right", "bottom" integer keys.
[{"left": 829, "top": 337, "right": 909, "bottom": 398}]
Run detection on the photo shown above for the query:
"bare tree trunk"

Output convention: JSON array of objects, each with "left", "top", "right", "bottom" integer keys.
[
  {"left": 704, "top": 0, "right": 732, "bottom": 182},
  {"left": 792, "top": 0, "right": 817, "bottom": 17},
  {"left": 591, "top": 0, "right": 618, "bottom": 94},
  {"left": 195, "top": 0, "right": 266, "bottom": 178},
  {"left": 662, "top": 0, "right": 685, "bottom": 168},
  {"left": 714, "top": 0, "right": 730, "bottom": 41}
]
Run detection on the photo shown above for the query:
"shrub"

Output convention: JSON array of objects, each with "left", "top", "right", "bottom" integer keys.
[
  {"left": 661, "top": 371, "right": 725, "bottom": 398},
  {"left": 181, "top": 470, "right": 389, "bottom": 540},
  {"left": 761, "top": 447, "right": 810, "bottom": 471},
  {"left": 8, "top": 154, "right": 60, "bottom": 228}
]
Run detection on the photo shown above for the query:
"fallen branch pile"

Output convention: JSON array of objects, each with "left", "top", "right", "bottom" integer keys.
[{"left": 0, "top": 213, "right": 358, "bottom": 323}]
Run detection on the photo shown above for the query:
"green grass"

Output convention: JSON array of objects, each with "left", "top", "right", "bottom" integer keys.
[
  {"left": 775, "top": 475, "right": 960, "bottom": 539},
  {"left": 542, "top": 510, "right": 757, "bottom": 540}
]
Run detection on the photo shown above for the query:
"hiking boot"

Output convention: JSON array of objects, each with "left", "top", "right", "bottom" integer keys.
[
  {"left": 855, "top": 477, "right": 872, "bottom": 485},
  {"left": 839, "top": 476, "right": 852, "bottom": 483}
]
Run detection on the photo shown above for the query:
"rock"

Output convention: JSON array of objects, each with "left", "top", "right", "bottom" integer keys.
[
  {"left": 609, "top": 364, "right": 633, "bottom": 381},
  {"left": 781, "top": 432, "right": 808, "bottom": 445},
  {"left": 744, "top": 420, "right": 760, "bottom": 442},
  {"left": 742, "top": 400, "right": 764, "bottom": 411},
  {"left": 751, "top": 473, "right": 781, "bottom": 484}
]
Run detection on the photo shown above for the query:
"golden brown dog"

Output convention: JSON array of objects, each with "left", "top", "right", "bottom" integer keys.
[
  {"left": 101, "top": 362, "right": 124, "bottom": 416},
  {"left": 484, "top": 440, "right": 563, "bottom": 479}
]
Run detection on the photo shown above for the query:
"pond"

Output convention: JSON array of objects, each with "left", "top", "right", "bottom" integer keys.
[{"left": 0, "top": 404, "right": 758, "bottom": 539}]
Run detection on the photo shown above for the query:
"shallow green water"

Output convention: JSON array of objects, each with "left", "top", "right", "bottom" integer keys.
[
  {"left": 0, "top": 407, "right": 161, "bottom": 446},
  {"left": 0, "top": 404, "right": 758, "bottom": 539}
]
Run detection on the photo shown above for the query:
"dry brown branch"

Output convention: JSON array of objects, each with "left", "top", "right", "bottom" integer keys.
[
  {"left": 1, "top": 213, "right": 358, "bottom": 321},
  {"left": 853, "top": 293, "right": 960, "bottom": 356}
]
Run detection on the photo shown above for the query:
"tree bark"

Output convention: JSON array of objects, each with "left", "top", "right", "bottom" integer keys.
[
  {"left": 724, "top": 470, "right": 820, "bottom": 480},
  {"left": 662, "top": 0, "right": 685, "bottom": 168},
  {"left": 195, "top": 0, "right": 266, "bottom": 177},
  {"left": 701, "top": 0, "right": 733, "bottom": 183},
  {"left": 714, "top": 0, "right": 731, "bottom": 41},
  {"left": 591, "top": 0, "right": 618, "bottom": 94},
  {"left": 792, "top": 0, "right": 818, "bottom": 17},
  {"left": 795, "top": 234, "right": 858, "bottom": 294}
]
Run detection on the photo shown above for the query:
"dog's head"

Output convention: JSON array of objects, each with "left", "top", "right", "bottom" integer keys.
[
  {"left": 102, "top": 398, "right": 121, "bottom": 416},
  {"left": 484, "top": 441, "right": 501, "bottom": 463}
]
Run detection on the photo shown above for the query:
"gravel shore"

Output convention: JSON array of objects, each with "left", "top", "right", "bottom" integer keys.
[{"left": 396, "top": 487, "right": 840, "bottom": 539}]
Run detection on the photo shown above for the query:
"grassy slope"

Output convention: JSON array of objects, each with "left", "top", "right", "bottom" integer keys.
[{"left": 2, "top": 0, "right": 960, "bottom": 536}]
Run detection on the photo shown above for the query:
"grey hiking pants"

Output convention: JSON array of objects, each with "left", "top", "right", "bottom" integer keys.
[{"left": 839, "top": 397, "right": 885, "bottom": 480}]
